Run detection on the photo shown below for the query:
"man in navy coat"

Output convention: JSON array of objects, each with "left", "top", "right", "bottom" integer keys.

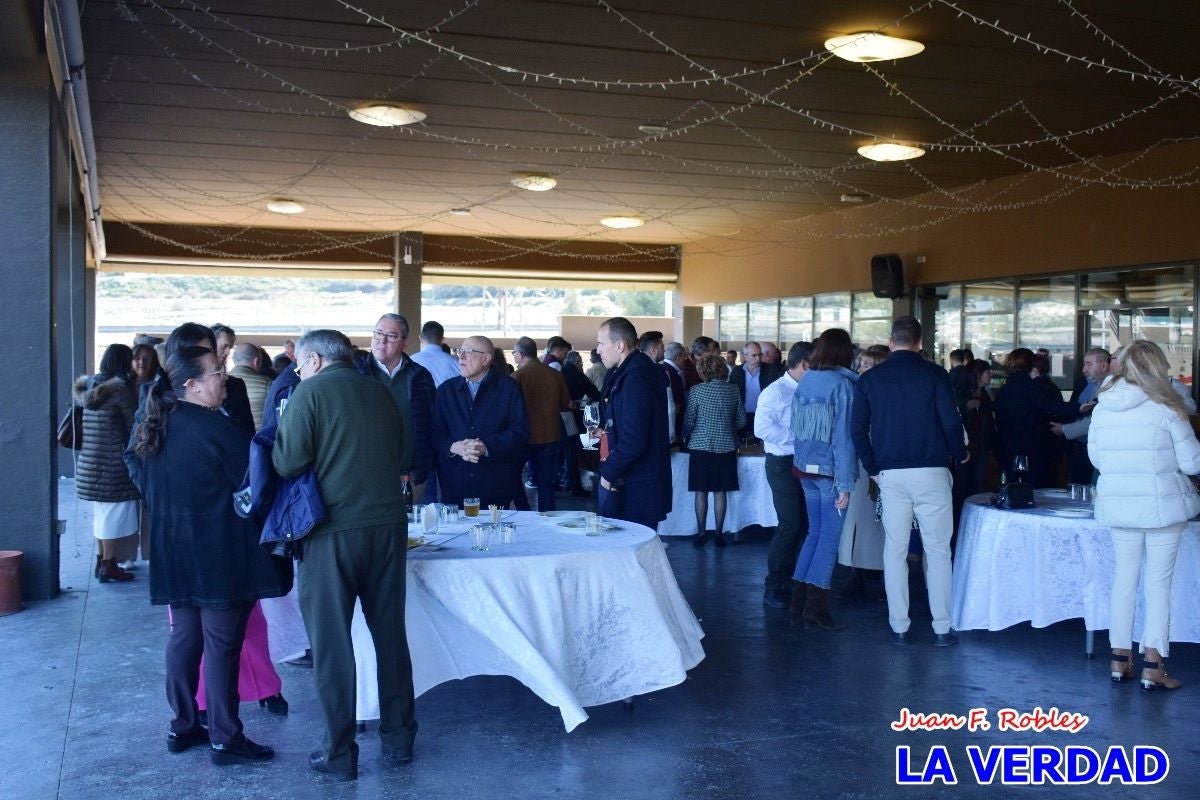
[
  {"left": 432, "top": 335, "right": 530, "bottom": 509},
  {"left": 594, "top": 317, "right": 672, "bottom": 531}
]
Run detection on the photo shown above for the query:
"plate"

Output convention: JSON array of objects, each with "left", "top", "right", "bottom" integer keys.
[
  {"left": 407, "top": 536, "right": 426, "bottom": 549},
  {"left": 556, "top": 519, "right": 621, "bottom": 531},
  {"left": 538, "top": 510, "right": 586, "bottom": 519}
]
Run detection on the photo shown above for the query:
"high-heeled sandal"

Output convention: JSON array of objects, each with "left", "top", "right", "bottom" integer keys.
[
  {"left": 1140, "top": 648, "right": 1182, "bottom": 692},
  {"left": 1110, "top": 648, "right": 1133, "bottom": 683}
]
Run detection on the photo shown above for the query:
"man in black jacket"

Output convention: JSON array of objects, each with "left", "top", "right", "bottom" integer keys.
[
  {"left": 852, "top": 317, "right": 968, "bottom": 647},
  {"left": 729, "top": 341, "right": 783, "bottom": 437}
]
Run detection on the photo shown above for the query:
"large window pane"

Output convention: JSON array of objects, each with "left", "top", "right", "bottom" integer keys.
[
  {"left": 1081, "top": 264, "right": 1194, "bottom": 308},
  {"left": 814, "top": 293, "right": 850, "bottom": 336},
  {"left": 933, "top": 285, "right": 963, "bottom": 370},
  {"left": 1018, "top": 276, "right": 1076, "bottom": 391},
  {"left": 1090, "top": 306, "right": 1194, "bottom": 389},
  {"left": 964, "top": 281, "right": 1015, "bottom": 368},
  {"left": 748, "top": 300, "right": 779, "bottom": 343},
  {"left": 779, "top": 296, "right": 813, "bottom": 345},
  {"left": 719, "top": 303, "right": 748, "bottom": 344},
  {"left": 851, "top": 292, "right": 892, "bottom": 346}
]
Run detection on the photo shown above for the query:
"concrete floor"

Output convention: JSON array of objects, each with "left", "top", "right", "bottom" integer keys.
[{"left": 3, "top": 480, "right": 1199, "bottom": 799}]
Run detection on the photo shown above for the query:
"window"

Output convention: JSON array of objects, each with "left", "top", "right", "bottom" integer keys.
[
  {"left": 718, "top": 303, "right": 748, "bottom": 344},
  {"left": 748, "top": 300, "right": 779, "bottom": 343},
  {"left": 932, "top": 285, "right": 962, "bottom": 369},
  {"left": 964, "top": 281, "right": 1015, "bottom": 368},
  {"left": 851, "top": 292, "right": 892, "bottom": 346},
  {"left": 1018, "top": 276, "right": 1076, "bottom": 391},
  {"left": 779, "top": 296, "right": 813, "bottom": 345},
  {"left": 814, "top": 293, "right": 851, "bottom": 336}
]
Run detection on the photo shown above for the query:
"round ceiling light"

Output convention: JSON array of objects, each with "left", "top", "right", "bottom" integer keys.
[
  {"left": 266, "top": 198, "right": 305, "bottom": 214},
  {"left": 824, "top": 32, "right": 925, "bottom": 62},
  {"left": 857, "top": 142, "right": 926, "bottom": 162},
  {"left": 600, "top": 216, "right": 645, "bottom": 229},
  {"left": 510, "top": 172, "right": 557, "bottom": 191},
  {"left": 347, "top": 102, "right": 427, "bottom": 127}
]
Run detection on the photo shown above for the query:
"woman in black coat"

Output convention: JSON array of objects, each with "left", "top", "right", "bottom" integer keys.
[
  {"left": 993, "top": 348, "right": 1078, "bottom": 488},
  {"left": 75, "top": 344, "right": 140, "bottom": 582},
  {"left": 125, "top": 346, "right": 292, "bottom": 765}
]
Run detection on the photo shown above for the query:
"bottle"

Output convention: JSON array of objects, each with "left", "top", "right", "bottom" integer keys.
[{"left": 401, "top": 475, "right": 414, "bottom": 518}]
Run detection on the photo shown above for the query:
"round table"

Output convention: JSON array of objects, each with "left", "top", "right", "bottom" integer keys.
[
  {"left": 951, "top": 491, "right": 1200, "bottom": 652},
  {"left": 350, "top": 511, "right": 705, "bottom": 731}
]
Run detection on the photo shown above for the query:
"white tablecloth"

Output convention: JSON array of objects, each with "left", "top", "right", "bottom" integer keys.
[
  {"left": 351, "top": 511, "right": 705, "bottom": 731},
  {"left": 656, "top": 452, "right": 777, "bottom": 536},
  {"left": 951, "top": 492, "right": 1200, "bottom": 641}
]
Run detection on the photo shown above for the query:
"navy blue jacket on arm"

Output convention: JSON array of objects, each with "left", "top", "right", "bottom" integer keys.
[
  {"left": 598, "top": 350, "right": 672, "bottom": 526},
  {"left": 432, "top": 370, "right": 530, "bottom": 507},
  {"left": 851, "top": 349, "right": 968, "bottom": 476}
]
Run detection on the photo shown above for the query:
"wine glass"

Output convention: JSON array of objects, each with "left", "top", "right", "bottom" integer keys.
[
  {"left": 1012, "top": 455, "right": 1029, "bottom": 479},
  {"left": 582, "top": 403, "right": 600, "bottom": 430}
]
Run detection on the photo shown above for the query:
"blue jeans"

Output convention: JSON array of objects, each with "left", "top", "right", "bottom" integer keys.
[
  {"left": 528, "top": 442, "right": 559, "bottom": 512},
  {"left": 792, "top": 476, "right": 844, "bottom": 589}
]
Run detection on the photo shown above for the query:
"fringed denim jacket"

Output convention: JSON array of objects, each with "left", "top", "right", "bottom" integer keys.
[{"left": 791, "top": 366, "right": 859, "bottom": 493}]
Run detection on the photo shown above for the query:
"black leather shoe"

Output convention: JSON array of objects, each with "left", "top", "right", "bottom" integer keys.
[
  {"left": 932, "top": 632, "right": 960, "bottom": 647},
  {"left": 891, "top": 631, "right": 911, "bottom": 646},
  {"left": 259, "top": 693, "right": 289, "bottom": 715},
  {"left": 762, "top": 588, "right": 788, "bottom": 609},
  {"left": 210, "top": 737, "right": 274, "bottom": 765},
  {"left": 309, "top": 750, "right": 357, "bottom": 781},
  {"left": 167, "top": 727, "right": 210, "bottom": 754},
  {"left": 381, "top": 743, "right": 414, "bottom": 766}
]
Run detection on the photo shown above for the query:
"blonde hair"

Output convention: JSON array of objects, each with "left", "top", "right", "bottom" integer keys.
[{"left": 1101, "top": 340, "right": 1191, "bottom": 419}]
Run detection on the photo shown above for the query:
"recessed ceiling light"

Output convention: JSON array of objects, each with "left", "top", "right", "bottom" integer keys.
[
  {"left": 449, "top": 208, "right": 472, "bottom": 216},
  {"left": 510, "top": 172, "right": 557, "bottom": 191},
  {"left": 839, "top": 194, "right": 866, "bottom": 204},
  {"left": 637, "top": 123, "right": 670, "bottom": 136},
  {"left": 347, "top": 102, "right": 427, "bottom": 127},
  {"left": 600, "top": 216, "right": 645, "bottom": 229},
  {"left": 824, "top": 32, "right": 925, "bottom": 62},
  {"left": 266, "top": 198, "right": 305, "bottom": 214},
  {"left": 857, "top": 142, "right": 926, "bottom": 162}
]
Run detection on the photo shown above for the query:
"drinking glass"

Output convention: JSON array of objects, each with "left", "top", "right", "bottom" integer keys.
[
  {"left": 497, "top": 522, "right": 516, "bottom": 545},
  {"left": 585, "top": 512, "right": 604, "bottom": 537},
  {"left": 421, "top": 504, "right": 439, "bottom": 535},
  {"left": 464, "top": 497, "right": 481, "bottom": 518},
  {"left": 1012, "top": 455, "right": 1029, "bottom": 475},
  {"left": 582, "top": 404, "right": 600, "bottom": 429},
  {"left": 470, "top": 524, "right": 492, "bottom": 551}
]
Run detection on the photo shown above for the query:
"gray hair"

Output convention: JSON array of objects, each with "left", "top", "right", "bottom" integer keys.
[
  {"left": 232, "top": 343, "right": 259, "bottom": 366},
  {"left": 296, "top": 329, "right": 354, "bottom": 364},
  {"left": 514, "top": 336, "right": 538, "bottom": 358},
  {"left": 741, "top": 341, "right": 761, "bottom": 355},
  {"left": 377, "top": 313, "right": 410, "bottom": 339},
  {"left": 664, "top": 341, "right": 685, "bottom": 360},
  {"left": 1085, "top": 347, "right": 1111, "bottom": 361}
]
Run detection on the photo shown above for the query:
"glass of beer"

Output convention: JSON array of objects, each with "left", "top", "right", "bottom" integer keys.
[{"left": 464, "top": 497, "right": 481, "bottom": 518}]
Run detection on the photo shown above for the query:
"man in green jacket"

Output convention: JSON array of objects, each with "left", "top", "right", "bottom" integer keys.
[{"left": 273, "top": 329, "right": 416, "bottom": 781}]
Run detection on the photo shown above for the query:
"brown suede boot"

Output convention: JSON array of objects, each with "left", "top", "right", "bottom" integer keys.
[
  {"left": 788, "top": 582, "right": 807, "bottom": 625},
  {"left": 802, "top": 585, "right": 845, "bottom": 631},
  {"left": 98, "top": 559, "right": 134, "bottom": 583}
]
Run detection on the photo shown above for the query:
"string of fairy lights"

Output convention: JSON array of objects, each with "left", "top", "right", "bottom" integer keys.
[{"left": 89, "top": 0, "right": 1200, "bottom": 263}]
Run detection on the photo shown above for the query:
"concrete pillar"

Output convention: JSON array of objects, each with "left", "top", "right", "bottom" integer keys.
[
  {"left": 680, "top": 306, "right": 704, "bottom": 346},
  {"left": 394, "top": 232, "right": 423, "bottom": 348},
  {"left": 1, "top": 60, "right": 73, "bottom": 600}
]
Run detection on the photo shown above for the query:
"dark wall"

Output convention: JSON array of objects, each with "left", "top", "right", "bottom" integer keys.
[{"left": 1, "top": 58, "right": 85, "bottom": 600}]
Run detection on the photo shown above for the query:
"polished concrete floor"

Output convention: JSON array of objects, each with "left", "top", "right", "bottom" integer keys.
[{"left": 3, "top": 480, "right": 1199, "bottom": 799}]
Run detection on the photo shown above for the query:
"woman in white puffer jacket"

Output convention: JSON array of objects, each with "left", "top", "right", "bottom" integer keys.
[{"left": 1088, "top": 340, "right": 1200, "bottom": 691}]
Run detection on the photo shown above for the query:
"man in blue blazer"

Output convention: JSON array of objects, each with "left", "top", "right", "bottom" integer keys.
[
  {"left": 594, "top": 317, "right": 672, "bottom": 531},
  {"left": 432, "top": 335, "right": 530, "bottom": 509}
]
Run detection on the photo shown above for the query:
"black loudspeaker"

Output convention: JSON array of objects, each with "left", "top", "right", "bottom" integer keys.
[{"left": 871, "top": 254, "right": 904, "bottom": 299}]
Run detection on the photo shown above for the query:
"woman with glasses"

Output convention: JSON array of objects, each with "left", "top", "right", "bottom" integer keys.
[
  {"left": 126, "top": 346, "right": 293, "bottom": 764},
  {"left": 1089, "top": 340, "right": 1200, "bottom": 691}
]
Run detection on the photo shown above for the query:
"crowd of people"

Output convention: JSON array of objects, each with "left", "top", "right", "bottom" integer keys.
[{"left": 68, "top": 310, "right": 1200, "bottom": 779}]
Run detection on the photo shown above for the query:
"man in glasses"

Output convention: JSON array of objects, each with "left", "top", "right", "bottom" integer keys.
[
  {"left": 431, "top": 335, "right": 530, "bottom": 510},
  {"left": 354, "top": 314, "right": 436, "bottom": 502}
]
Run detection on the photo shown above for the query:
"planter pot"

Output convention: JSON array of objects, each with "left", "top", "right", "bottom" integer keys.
[{"left": 0, "top": 551, "right": 23, "bottom": 616}]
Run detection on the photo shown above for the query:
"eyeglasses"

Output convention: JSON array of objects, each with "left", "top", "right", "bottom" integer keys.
[
  {"left": 453, "top": 347, "right": 488, "bottom": 357},
  {"left": 204, "top": 366, "right": 226, "bottom": 378},
  {"left": 293, "top": 353, "right": 320, "bottom": 376},
  {"left": 373, "top": 330, "right": 402, "bottom": 342}
]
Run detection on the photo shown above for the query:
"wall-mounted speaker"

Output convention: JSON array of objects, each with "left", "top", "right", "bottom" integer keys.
[{"left": 871, "top": 254, "right": 904, "bottom": 299}]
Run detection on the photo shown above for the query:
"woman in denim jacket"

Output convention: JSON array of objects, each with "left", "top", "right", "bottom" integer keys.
[{"left": 789, "top": 328, "right": 858, "bottom": 629}]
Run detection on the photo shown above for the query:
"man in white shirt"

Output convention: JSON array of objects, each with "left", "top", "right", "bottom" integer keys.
[
  {"left": 753, "top": 341, "right": 813, "bottom": 609},
  {"left": 410, "top": 320, "right": 461, "bottom": 388}
]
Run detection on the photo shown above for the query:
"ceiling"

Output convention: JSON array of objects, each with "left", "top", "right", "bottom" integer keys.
[{"left": 81, "top": 0, "right": 1200, "bottom": 251}]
